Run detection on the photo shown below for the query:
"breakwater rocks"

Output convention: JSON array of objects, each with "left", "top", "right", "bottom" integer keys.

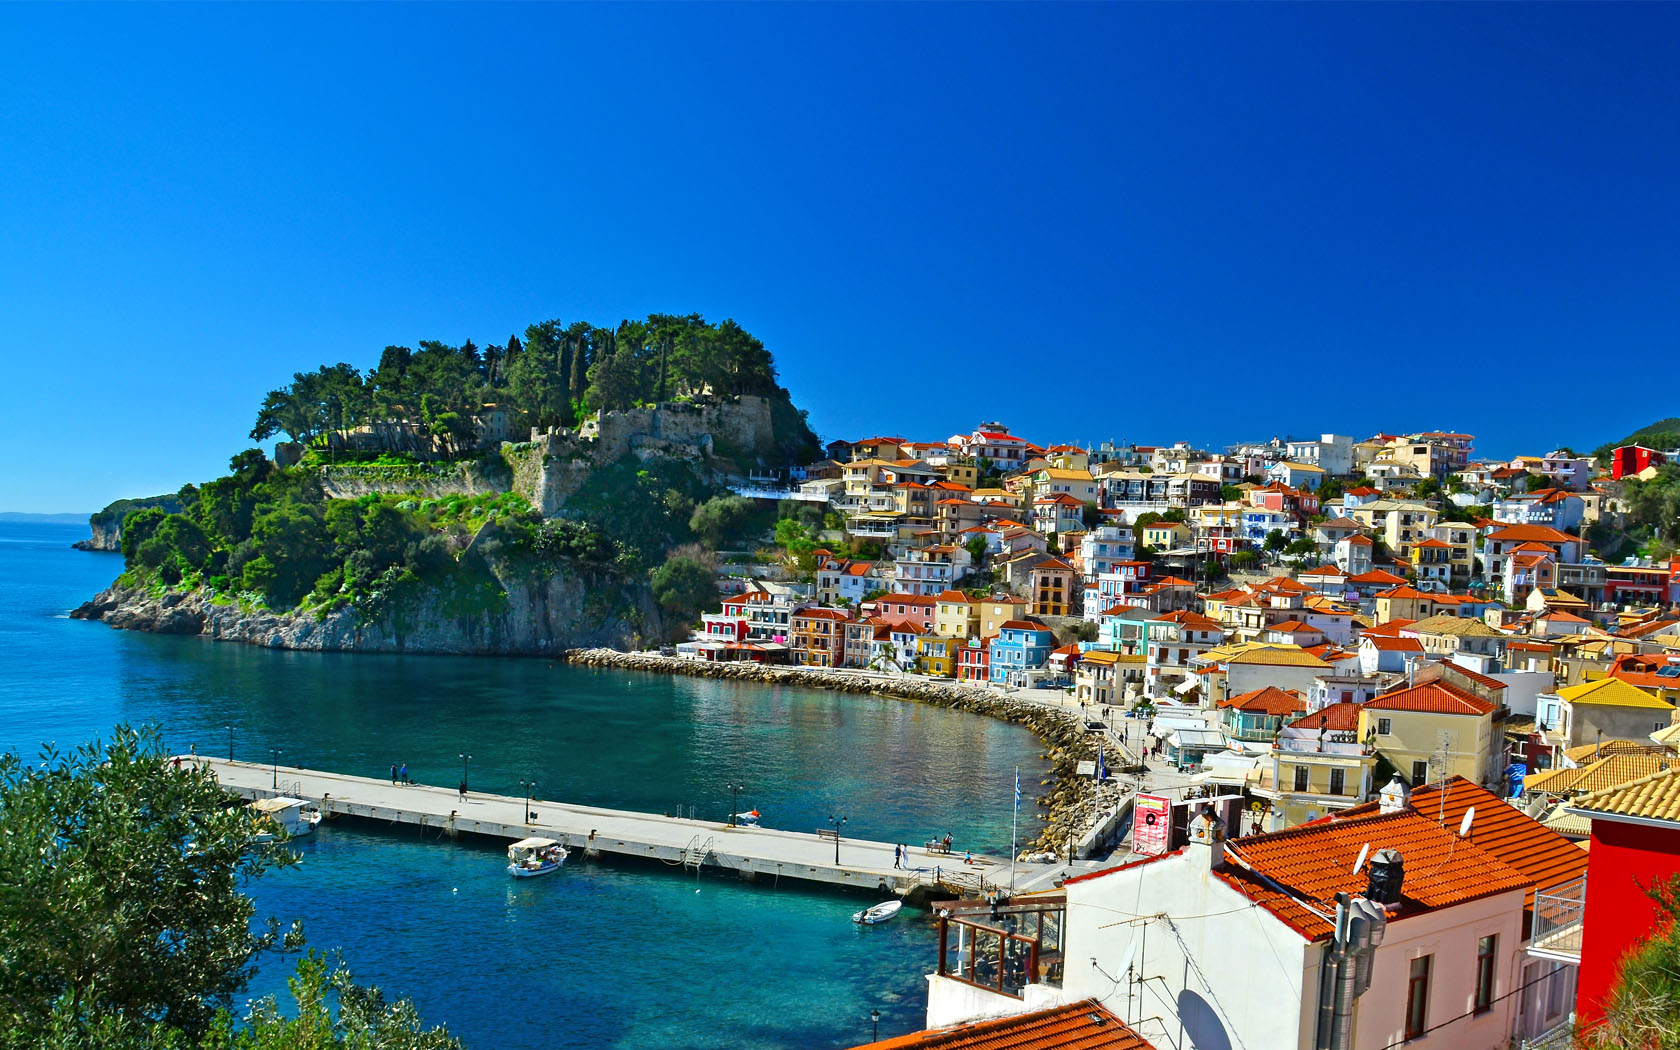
[{"left": 563, "top": 649, "right": 1116, "bottom": 857}]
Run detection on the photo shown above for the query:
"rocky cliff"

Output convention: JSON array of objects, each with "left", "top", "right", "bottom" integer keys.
[
  {"left": 73, "top": 565, "right": 660, "bottom": 655},
  {"left": 73, "top": 493, "right": 183, "bottom": 551}
]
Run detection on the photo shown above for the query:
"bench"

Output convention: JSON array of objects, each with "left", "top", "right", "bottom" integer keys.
[
  {"left": 816, "top": 828, "right": 840, "bottom": 843},
  {"left": 925, "top": 840, "right": 953, "bottom": 855}
]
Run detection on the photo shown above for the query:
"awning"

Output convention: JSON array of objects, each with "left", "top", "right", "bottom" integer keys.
[{"left": 1173, "top": 678, "right": 1200, "bottom": 695}]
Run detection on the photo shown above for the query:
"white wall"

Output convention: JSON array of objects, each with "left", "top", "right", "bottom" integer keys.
[
  {"left": 1060, "top": 846, "right": 1315, "bottom": 1050},
  {"left": 1227, "top": 662, "right": 1323, "bottom": 698}
]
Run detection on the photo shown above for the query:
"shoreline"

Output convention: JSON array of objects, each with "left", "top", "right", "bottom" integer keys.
[{"left": 562, "top": 648, "right": 1127, "bottom": 858}]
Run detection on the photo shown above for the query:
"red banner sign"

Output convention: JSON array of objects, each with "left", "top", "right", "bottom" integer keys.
[{"left": 1133, "top": 793, "right": 1171, "bottom": 856}]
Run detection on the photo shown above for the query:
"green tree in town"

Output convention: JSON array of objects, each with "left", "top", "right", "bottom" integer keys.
[
  {"left": 650, "top": 557, "right": 718, "bottom": 629},
  {"left": 1263, "top": 529, "right": 1289, "bottom": 562},
  {"left": 688, "top": 495, "right": 758, "bottom": 549}
]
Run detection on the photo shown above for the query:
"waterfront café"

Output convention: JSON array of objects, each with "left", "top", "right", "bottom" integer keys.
[{"left": 674, "top": 639, "right": 790, "bottom": 663}]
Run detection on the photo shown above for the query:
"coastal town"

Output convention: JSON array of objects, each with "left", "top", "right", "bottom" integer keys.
[{"left": 647, "top": 422, "right": 1680, "bottom": 1050}]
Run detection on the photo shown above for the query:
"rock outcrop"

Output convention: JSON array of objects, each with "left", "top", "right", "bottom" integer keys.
[
  {"left": 562, "top": 649, "right": 1129, "bottom": 858},
  {"left": 72, "top": 570, "right": 659, "bottom": 655}
]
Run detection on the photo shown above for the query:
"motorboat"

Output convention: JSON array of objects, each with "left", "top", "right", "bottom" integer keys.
[
  {"left": 852, "top": 899, "right": 903, "bottom": 925},
  {"left": 731, "top": 809, "right": 762, "bottom": 827},
  {"left": 507, "top": 837, "right": 568, "bottom": 878},
  {"left": 249, "top": 797, "right": 322, "bottom": 843}
]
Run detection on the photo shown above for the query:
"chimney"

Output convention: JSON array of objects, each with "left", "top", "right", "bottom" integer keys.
[
  {"left": 1365, "top": 849, "right": 1404, "bottom": 906},
  {"left": 1188, "top": 805, "right": 1226, "bottom": 872},
  {"left": 1377, "top": 774, "right": 1411, "bottom": 815}
]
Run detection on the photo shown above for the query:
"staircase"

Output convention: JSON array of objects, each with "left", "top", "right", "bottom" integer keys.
[{"left": 682, "top": 835, "right": 714, "bottom": 871}]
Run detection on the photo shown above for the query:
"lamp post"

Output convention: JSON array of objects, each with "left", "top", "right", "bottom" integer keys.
[
  {"left": 828, "top": 813, "right": 846, "bottom": 864},
  {"left": 727, "top": 782, "right": 743, "bottom": 827},
  {"left": 459, "top": 753, "right": 472, "bottom": 793},
  {"left": 519, "top": 779, "right": 535, "bottom": 824},
  {"left": 227, "top": 724, "right": 234, "bottom": 761},
  {"left": 871, "top": 1009, "right": 880, "bottom": 1041},
  {"left": 269, "top": 748, "right": 282, "bottom": 789}
]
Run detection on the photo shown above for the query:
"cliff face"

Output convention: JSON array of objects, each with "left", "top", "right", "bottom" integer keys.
[
  {"left": 74, "top": 493, "right": 184, "bottom": 551},
  {"left": 72, "top": 566, "right": 661, "bottom": 656},
  {"left": 72, "top": 518, "right": 123, "bottom": 552}
]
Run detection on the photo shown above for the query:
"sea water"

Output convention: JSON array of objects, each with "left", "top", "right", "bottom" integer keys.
[{"left": 0, "top": 522, "right": 1048, "bottom": 1048}]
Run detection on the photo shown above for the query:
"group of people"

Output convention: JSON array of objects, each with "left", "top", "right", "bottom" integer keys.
[
  {"left": 894, "top": 835, "right": 971, "bottom": 869},
  {"left": 389, "top": 762, "right": 409, "bottom": 785}
]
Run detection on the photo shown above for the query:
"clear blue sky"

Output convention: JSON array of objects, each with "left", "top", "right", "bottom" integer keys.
[{"left": 2, "top": 3, "right": 1676, "bottom": 513}]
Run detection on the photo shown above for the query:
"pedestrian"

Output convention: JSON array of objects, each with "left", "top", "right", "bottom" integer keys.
[
  {"left": 399, "top": 762, "right": 408, "bottom": 785},
  {"left": 893, "top": 844, "right": 901, "bottom": 869},
  {"left": 390, "top": 763, "right": 398, "bottom": 784},
  {"left": 458, "top": 780, "right": 468, "bottom": 802},
  {"left": 171, "top": 756, "right": 182, "bottom": 770},
  {"left": 964, "top": 850, "right": 974, "bottom": 866}
]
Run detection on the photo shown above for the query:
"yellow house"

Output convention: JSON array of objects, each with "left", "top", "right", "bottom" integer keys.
[
  {"left": 934, "top": 590, "right": 979, "bottom": 640},
  {"left": 1263, "top": 702, "right": 1379, "bottom": 830},
  {"left": 978, "top": 594, "right": 1031, "bottom": 638},
  {"left": 940, "top": 460, "right": 980, "bottom": 489},
  {"left": 915, "top": 634, "right": 959, "bottom": 678},
  {"left": 970, "top": 487, "right": 1022, "bottom": 509},
  {"left": 1358, "top": 679, "right": 1505, "bottom": 790},
  {"left": 1552, "top": 677, "right": 1673, "bottom": 748},
  {"left": 1074, "top": 649, "right": 1144, "bottom": 707},
  {"left": 1142, "top": 522, "right": 1192, "bottom": 549}
]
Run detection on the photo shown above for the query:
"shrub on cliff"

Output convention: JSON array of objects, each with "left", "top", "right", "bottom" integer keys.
[{"left": 651, "top": 556, "right": 718, "bottom": 636}]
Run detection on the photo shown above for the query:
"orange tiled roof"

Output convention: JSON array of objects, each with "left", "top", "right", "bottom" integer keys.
[
  {"left": 1364, "top": 680, "right": 1495, "bottom": 715},
  {"left": 1343, "top": 777, "right": 1588, "bottom": 911},
  {"left": 853, "top": 999, "right": 1153, "bottom": 1050},
  {"left": 1217, "top": 808, "right": 1531, "bottom": 940},
  {"left": 1221, "top": 686, "right": 1305, "bottom": 716},
  {"left": 1488, "top": 524, "right": 1576, "bottom": 544},
  {"left": 1288, "top": 701, "right": 1362, "bottom": 731},
  {"left": 1348, "top": 569, "right": 1405, "bottom": 585},
  {"left": 1363, "top": 635, "right": 1424, "bottom": 652}
]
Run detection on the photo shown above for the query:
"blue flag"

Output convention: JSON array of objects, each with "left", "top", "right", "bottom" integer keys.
[
  {"left": 1097, "top": 747, "right": 1107, "bottom": 781},
  {"left": 1014, "top": 767, "right": 1021, "bottom": 812}
]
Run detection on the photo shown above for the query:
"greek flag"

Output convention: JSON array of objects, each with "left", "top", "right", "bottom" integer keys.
[
  {"left": 1014, "top": 767, "right": 1021, "bottom": 812},
  {"left": 1096, "top": 746, "right": 1107, "bottom": 781}
]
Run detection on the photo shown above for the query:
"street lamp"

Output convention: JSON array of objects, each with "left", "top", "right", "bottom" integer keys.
[
  {"left": 727, "top": 782, "right": 743, "bottom": 827},
  {"left": 269, "top": 748, "right": 282, "bottom": 789},
  {"left": 828, "top": 813, "right": 847, "bottom": 864},
  {"left": 871, "top": 1009, "right": 880, "bottom": 1041},
  {"left": 519, "top": 779, "right": 536, "bottom": 824},
  {"left": 459, "top": 753, "right": 472, "bottom": 793}
]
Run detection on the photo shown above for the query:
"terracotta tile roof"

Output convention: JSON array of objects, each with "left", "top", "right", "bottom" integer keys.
[
  {"left": 1359, "top": 618, "right": 1416, "bottom": 637},
  {"left": 1221, "top": 686, "right": 1305, "bottom": 716},
  {"left": 1348, "top": 569, "right": 1405, "bottom": 585},
  {"left": 1563, "top": 739, "right": 1670, "bottom": 763},
  {"left": 1340, "top": 777, "right": 1587, "bottom": 907},
  {"left": 935, "top": 590, "right": 971, "bottom": 602},
  {"left": 1288, "top": 701, "right": 1363, "bottom": 731},
  {"left": 1225, "top": 648, "right": 1331, "bottom": 668},
  {"left": 1267, "top": 620, "right": 1316, "bottom": 634},
  {"left": 1344, "top": 535, "right": 1374, "bottom": 546},
  {"left": 1362, "top": 635, "right": 1424, "bottom": 652},
  {"left": 1556, "top": 677, "right": 1671, "bottom": 711},
  {"left": 1300, "top": 564, "right": 1348, "bottom": 577},
  {"left": 1570, "top": 767, "right": 1680, "bottom": 827},
  {"left": 1488, "top": 525, "right": 1576, "bottom": 544},
  {"left": 1365, "top": 680, "right": 1495, "bottom": 715},
  {"left": 1217, "top": 808, "right": 1531, "bottom": 940},
  {"left": 998, "top": 619, "right": 1052, "bottom": 633}
]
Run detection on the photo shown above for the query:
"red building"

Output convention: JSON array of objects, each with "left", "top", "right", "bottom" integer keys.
[
  {"left": 957, "top": 637, "right": 991, "bottom": 683},
  {"left": 1610, "top": 444, "right": 1667, "bottom": 480},
  {"left": 1566, "top": 768, "right": 1680, "bottom": 1027}
]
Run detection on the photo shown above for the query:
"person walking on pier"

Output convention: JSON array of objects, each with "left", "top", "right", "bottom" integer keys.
[
  {"left": 893, "top": 844, "right": 901, "bottom": 869},
  {"left": 399, "top": 762, "right": 408, "bottom": 785},
  {"left": 458, "top": 780, "right": 467, "bottom": 802},
  {"left": 390, "top": 763, "right": 398, "bottom": 784}
]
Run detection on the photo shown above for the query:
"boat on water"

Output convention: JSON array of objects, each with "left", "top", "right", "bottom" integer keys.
[
  {"left": 852, "top": 900, "right": 902, "bottom": 925},
  {"left": 731, "top": 809, "right": 762, "bottom": 827},
  {"left": 249, "top": 797, "right": 322, "bottom": 843},
  {"left": 507, "top": 837, "right": 568, "bottom": 878}
]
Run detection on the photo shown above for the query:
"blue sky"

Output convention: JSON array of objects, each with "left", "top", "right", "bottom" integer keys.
[{"left": 2, "top": 3, "right": 1677, "bottom": 513}]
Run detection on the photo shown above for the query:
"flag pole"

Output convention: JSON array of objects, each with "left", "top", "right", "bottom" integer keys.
[{"left": 1010, "top": 765, "right": 1019, "bottom": 892}]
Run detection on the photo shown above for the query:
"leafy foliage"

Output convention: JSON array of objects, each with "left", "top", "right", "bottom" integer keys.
[
  {"left": 1594, "top": 418, "right": 1680, "bottom": 463},
  {"left": 0, "top": 727, "right": 298, "bottom": 1042},
  {"left": 650, "top": 557, "right": 719, "bottom": 632}
]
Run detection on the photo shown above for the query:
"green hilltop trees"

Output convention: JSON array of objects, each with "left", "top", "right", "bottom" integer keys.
[{"left": 250, "top": 314, "right": 789, "bottom": 453}]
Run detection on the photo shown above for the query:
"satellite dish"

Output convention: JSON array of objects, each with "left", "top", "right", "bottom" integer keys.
[
  {"left": 1459, "top": 807, "right": 1475, "bottom": 838},
  {"left": 1117, "top": 938, "right": 1138, "bottom": 980},
  {"left": 1352, "top": 843, "right": 1371, "bottom": 874}
]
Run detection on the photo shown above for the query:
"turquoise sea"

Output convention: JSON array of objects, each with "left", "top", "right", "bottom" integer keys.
[{"left": 0, "top": 522, "right": 1048, "bottom": 1049}]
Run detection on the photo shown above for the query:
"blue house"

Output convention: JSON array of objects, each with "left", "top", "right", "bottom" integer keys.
[{"left": 988, "top": 619, "right": 1056, "bottom": 686}]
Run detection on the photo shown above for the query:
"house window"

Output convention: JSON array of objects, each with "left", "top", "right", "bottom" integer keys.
[
  {"left": 1412, "top": 760, "right": 1430, "bottom": 787},
  {"left": 1474, "top": 935, "right": 1496, "bottom": 1014},
  {"left": 1377, "top": 717, "right": 1392, "bottom": 736},
  {"left": 1405, "top": 955, "right": 1432, "bottom": 1040},
  {"left": 1293, "top": 766, "right": 1309, "bottom": 792},
  {"left": 1329, "top": 768, "right": 1346, "bottom": 796}
]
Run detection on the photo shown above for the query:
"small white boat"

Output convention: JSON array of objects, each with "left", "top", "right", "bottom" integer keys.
[
  {"left": 507, "top": 837, "right": 568, "bottom": 878},
  {"left": 853, "top": 900, "right": 903, "bottom": 925},
  {"left": 249, "top": 797, "right": 322, "bottom": 843},
  {"left": 732, "top": 809, "right": 762, "bottom": 827}
]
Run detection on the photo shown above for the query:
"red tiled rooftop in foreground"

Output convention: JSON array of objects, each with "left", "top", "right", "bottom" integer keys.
[
  {"left": 851, "top": 999, "right": 1153, "bottom": 1050},
  {"left": 1363, "top": 680, "right": 1496, "bottom": 716},
  {"left": 1217, "top": 808, "right": 1531, "bottom": 940}
]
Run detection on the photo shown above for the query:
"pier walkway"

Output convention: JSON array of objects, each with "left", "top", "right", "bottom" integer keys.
[{"left": 187, "top": 757, "right": 1020, "bottom": 898}]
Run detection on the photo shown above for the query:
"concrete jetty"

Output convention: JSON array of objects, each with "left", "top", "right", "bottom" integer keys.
[{"left": 187, "top": 757, "right": 1019, "bottom": 898}]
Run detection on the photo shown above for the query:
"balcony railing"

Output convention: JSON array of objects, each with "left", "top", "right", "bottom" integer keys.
[{"left": 1530, "top": 877, "right": 1585, "bottom": 963}]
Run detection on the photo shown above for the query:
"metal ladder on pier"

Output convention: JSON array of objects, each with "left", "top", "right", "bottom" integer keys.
[{"left": 682, "top": 835, "right": 715, "bottom": 871}]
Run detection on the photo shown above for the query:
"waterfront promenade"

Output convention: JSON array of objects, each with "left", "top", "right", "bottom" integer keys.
[{"left": 189, "top": 756, "right": 1024, "bottom": 897}]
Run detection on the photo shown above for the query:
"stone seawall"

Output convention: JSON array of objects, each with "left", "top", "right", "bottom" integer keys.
[{"left": 563, "top": 648, "right": 1126, "bottom": 858}]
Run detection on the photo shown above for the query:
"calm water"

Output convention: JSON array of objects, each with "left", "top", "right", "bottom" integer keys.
[{"left": 0, "top": 522, "right": 1047, "bottom": 1048}]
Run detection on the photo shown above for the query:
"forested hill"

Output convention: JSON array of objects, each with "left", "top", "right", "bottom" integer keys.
[
  {"left": 73, "top": 314, "right": 819, "bottom": 652},
  {"left": 250, "top": 313, "right": 796, "bottom": 456}
]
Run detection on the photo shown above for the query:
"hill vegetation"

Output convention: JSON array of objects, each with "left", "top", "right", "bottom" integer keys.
[{"left": 96, "top": 315, "right": 817, "bottom": 641}]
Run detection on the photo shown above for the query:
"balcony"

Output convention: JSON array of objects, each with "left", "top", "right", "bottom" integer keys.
[
  {"left": 935, "top": 893, "right": 1065, "bottom": 1000},
  {"left": 1530, "top": 877, "right": 1584, "bottom": 963}
]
